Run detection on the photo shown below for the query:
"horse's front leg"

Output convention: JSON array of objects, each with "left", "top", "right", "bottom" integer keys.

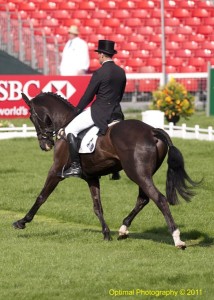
[
  {"left": 13, "top": 168, "right": 63, "bottom": 229},
  {"left": 87, "top": 177, "right": 111, "bottom": 241}
]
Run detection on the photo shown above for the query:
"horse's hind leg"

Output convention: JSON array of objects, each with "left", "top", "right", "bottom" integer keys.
[
  {"left": 87, "top": 178, "right": 111, "bottom": 241},
  {"left": 118, "top": 188, "right": 149, "bottom": 240},
  {"left": 141, "top": 177, "right": 186, "bottom": 249}
]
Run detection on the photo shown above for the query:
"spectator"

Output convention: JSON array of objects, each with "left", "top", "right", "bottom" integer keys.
[{"left": 59, "top": 25, "right": 90, "bottom": 75}]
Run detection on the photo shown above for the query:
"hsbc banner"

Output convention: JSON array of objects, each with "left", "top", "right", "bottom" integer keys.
[{"left": 0, "top": 75, "right": 91, "bottom": 118}]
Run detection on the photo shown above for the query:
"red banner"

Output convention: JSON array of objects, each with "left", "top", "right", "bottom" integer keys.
[{"left": 0, "top": 75, "right": 91, "bottom": 118}]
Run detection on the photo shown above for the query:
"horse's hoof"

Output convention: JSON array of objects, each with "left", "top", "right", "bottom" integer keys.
[
  {"left": 13, "top": 221, "right": 26, "bottom": 229},
  {"left": 176, "top": 243, "right": 186, "bottom": 250},
  {"left": 103, "top": 233, "right": 112, "bottom": 241},
  {"left": 117, "top": 234, "right": 129, "bottom": 240}
]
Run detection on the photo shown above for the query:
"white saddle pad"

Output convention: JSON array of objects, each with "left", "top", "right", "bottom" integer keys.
[
  {"left": 78, "top": 121, "right": 120, "bottom": 154},
  {"left": 79, "top": 126, "right": 99, "bottom": 153}
]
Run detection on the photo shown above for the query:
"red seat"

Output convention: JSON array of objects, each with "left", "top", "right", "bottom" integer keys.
[
  {"left": 146, "top": 18, "right": 161, "bottom": 27},
  {"left": 79, "top": 1, "right": 96, "bottom": 10},
  {"left": 165, "top": 41, "right": 179, "bottom": 50},
  {"left": 184, "top": 17, "right": 201, "bottom": 27},
  {"left": 92, "top": 10, "right": 109, "bottom": 19},
  {"left": 63, "top": 19, "right": 81, "bottom": 27},
  {"left": 117, "top": 26, "right": 132, "bottom": 36},
  {"left": 54, "top": 26, "right": 69, "bottom": 36},
  {"left": 127, "top": 34, "right": 144, "bottom": 43},
  {"left": 205, "top": 17, "right": 214, "bottom": 25},
  {"left": 126, "top": 58, "right": 144, "bottom": 71},
  {"left": 192, "top": 8, "right": 210, "bottom": 18},
  {"left": 89, "top": 58, "right": 100, "bottom": 72},
  {"left": 39, "top": 2, "right": 57, "bottom": 10},
  {"left": 151, "top": 8, "right": 161, "bottom": 18},
  {"left": 125, "top": 80, "right": 136, "bottom": 93},
  {"left": 118, "top": 1, "right": 136, "bottom": 9},
  {"left": 165, "top": 17, "right": 180, "bottom": 26},
  {"left": 84, "top": 19, "right": 101, "bottom": 28},
  {"left": 132, "top": 50, "right": 149, "bottom": 58},
  {"left": 170, "top": 33, "right": 186, "bottom": 43},
  {"left": 43, "top": 17, "right": 59, "bottom": 27},
  {"left": 140, "top": 66, "right": 156, "bottom": 73},
  {"left": 195, "top": 49, "right": 212, "bottom": 58},
  {"left": 136, "top": 1, "right": 155, "bottom": 9},
  {"left": 123, "top": 66, "right": 133, "bottom": 73},
  {"left": 137, "top": 26, "right": 153, "bottom": 35},
  {"left": 32, "top": 10, "right": 47, "bottom": 20},
  {"left": 112, "top": 9, "right": 130, "bottom": 19},
  {"left": 99, "top": 26, "right": 112, "bottom": 35},
  {"left": 182, "top": 41, "right": 198, "bottom": 50},
  {"left": 58, "top": 2, "right": 77, "bottom": 10},
  {"left": 122, "top": 42, "right": 138, "bottom": 51},
  {"left": 139, "top": 79, "right": 159, "bottom": 92},
  {"left": 167, "top": 57, "right": 183, "bottom": 66},
  {"left": 165, "top": 65, "right": 178, "bottom": 73},
  {"left": 116, "top": 50, "right": 130, "bottom": 61},
  {"left": 89, "top": 33, "right": 105, "bottom": 44},
  {"left": 143, "top": 41, "right": 157, "bottom": 50},
  {"left": 52, "top": 10, "right": 70, "bottom": 20},
  {"left": 99, "top": 1, "right": 117, "bottom": 10},
  {"left": 173, "top": 8, "right": 191, "bottom": 18},
  {"left": 179, "top": 79, "right": 198, "bottom": 92},
  {"left": 176, "top": 25, "right": 193, "bottom": 35},
  {"left": 103, "top": 18, "right": 120, "bottom": 28},
  {"left": 131, "top": 9, "right": 149, "bottom": 18},
  {"left": 108, "top": 34, "right": 124, "bottom": 43},
  {"left": 79, "top": 26, "right": 94, "bottom": 36},
  {"left": 16, "top": 2, "right": 36, "bottom": 11},
  {"left": 197, "top": 25, "right": 213, "bottom": 35},
  {"left": 190, "top": 33, "right": 205, "bottom": 42},
  {"left": 73, "top": 10, "right": 89, "bottom": 19},
  {"left": 176, "top": 49, "right": 192, "bottom": 58},
  {"left": 125, "top": 18, "right": 142, "bottom": 28},
  {"left": 179, "top": 65, "right": 197, "bottom": 73},
  {"left": 188, "top": 57, "right": 205, "bottom": 71},
  {"left": 147, "top": 57, "right": 162, "bottom": 66}
]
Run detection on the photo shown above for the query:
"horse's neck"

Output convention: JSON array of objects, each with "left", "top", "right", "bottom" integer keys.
[{"left": 49, "top": 100, "right": 75, "bottom": 129}]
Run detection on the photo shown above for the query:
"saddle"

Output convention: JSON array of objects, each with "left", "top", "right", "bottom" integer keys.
[{"left": 57, "top": 120, "right": 120, "bottom": 154}]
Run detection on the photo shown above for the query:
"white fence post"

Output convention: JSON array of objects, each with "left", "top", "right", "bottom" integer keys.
[{"left": 195, "top": 125, "right": 199, "bottom": 139}]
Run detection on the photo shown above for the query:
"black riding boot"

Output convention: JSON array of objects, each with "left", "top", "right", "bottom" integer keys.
[{"left": 62, "top": 133, "right": 82, "bottom": 178}]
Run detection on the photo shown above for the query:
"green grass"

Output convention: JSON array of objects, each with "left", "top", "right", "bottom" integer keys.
[{"left": 0, "top": 137, "right": 213, "bottom": 300}]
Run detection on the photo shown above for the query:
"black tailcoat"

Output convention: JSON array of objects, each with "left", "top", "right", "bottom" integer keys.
[{"left": 77, "top": 61, "right": 126, "bottom": 135}]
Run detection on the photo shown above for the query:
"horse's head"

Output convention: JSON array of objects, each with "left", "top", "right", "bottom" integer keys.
[{"left": 22, "top": 92, "right": 55, "bottom": 151}]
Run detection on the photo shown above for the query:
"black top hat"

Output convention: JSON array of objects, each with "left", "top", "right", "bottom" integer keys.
[{"left": 95, "top": 40, "right": 117, "bottom": 55}]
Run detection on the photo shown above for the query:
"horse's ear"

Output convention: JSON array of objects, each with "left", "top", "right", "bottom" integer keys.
[{"left": 21, "top": 92, "right": 31, "bottom": 107}]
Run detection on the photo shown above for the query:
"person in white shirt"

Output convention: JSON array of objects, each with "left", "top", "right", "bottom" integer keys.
[{"left": 59, "top": 25, "right": 90, "bottom": 75}]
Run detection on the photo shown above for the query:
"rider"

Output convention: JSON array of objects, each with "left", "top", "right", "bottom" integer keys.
[{"left": 61, "top": 40, "right": 127, "bottom": 178}]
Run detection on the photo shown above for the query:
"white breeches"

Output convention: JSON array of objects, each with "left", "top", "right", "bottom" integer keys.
[{"left": 65, "top": 107, "right": 94, "bottom": 137}]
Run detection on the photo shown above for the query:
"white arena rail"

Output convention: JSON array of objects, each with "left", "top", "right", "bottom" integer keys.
[{"left": 0, "top": 123, "right": 213, "bottom": 141}]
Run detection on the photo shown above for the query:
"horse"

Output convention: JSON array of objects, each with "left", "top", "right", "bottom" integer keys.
[{"left": 13, "top": 92, "right": 199, "bottom": 249}]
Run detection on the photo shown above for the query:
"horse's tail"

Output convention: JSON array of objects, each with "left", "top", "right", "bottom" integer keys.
[{"left": 153, "top": 128, "right": 200, "bottom": 205}]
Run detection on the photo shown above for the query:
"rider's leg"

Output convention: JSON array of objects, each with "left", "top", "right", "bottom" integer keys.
[{"left": 62, "top": 107, "right": 94, "bottom": 178}]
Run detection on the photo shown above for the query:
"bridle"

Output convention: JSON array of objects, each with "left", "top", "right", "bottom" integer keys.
[{"left": 29, "top": 104, "right": 55, "bottom": 142}]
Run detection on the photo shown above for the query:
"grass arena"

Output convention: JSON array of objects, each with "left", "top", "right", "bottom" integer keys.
[{"left": 0, "top": 121, "right": 213, "bottom": 299}]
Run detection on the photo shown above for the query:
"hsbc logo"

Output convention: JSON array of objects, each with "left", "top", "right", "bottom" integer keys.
[
  {"left": 0, "top": 79, "right": 76, "bottom": 101},
  {"left": 42, "top": 81, "right": 76, "bottom": 99}
]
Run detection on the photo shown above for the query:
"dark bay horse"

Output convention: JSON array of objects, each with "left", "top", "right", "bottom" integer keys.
[{"left": 13, "top": 92, "right": 198, "bottom": 249}]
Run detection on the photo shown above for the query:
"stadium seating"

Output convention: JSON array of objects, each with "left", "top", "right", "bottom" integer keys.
[{"left": 1, "top": 0, "right": 214, "bottom": 92}]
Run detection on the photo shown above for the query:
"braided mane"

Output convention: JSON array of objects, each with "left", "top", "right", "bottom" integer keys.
[{"left": 34, "top": 92, "right": 75, "bottom": 109}]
